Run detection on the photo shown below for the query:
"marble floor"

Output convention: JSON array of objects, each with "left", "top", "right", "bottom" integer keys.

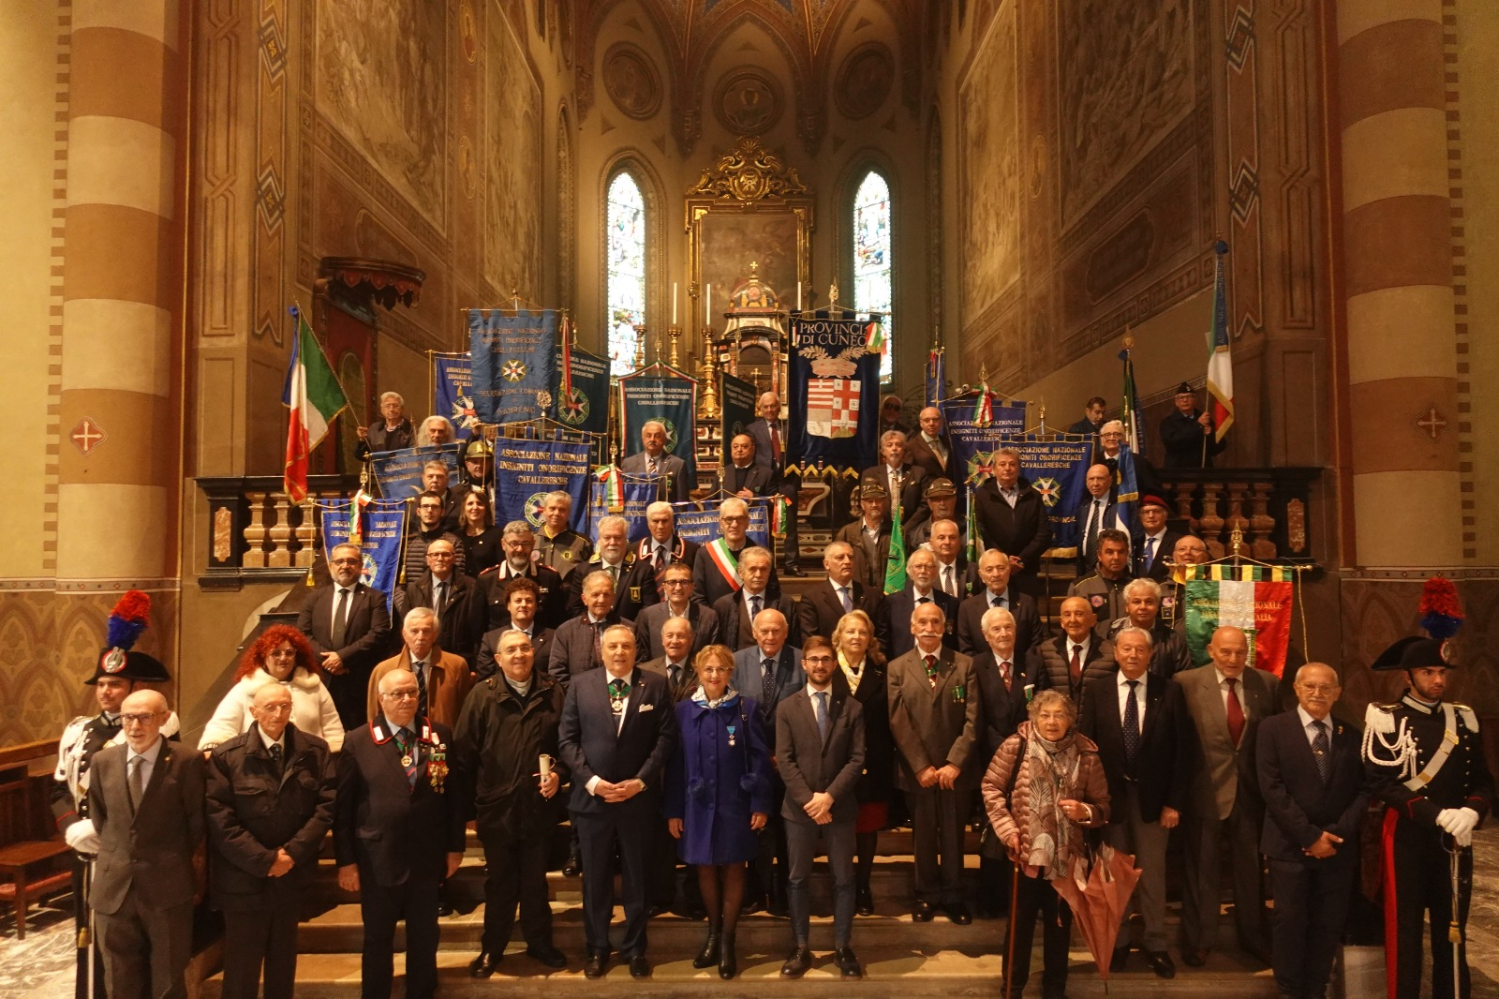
[{"left": 7, "top": 829, "right": 1499, "bottom": 999}]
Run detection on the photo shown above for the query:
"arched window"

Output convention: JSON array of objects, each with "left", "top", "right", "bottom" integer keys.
[
  {"left": 606, "top": 171, "right": 647, "bottom": 376},
  {"left": 853, "top": 170, "right": 893, "bottom": 381}
]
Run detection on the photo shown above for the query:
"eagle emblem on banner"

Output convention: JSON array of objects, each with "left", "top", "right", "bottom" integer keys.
[
  {"left": 807, "top": 378, "right": 861, "bottom": 439},
  {"left": 501, "top": 360, "right": 528, "bottom": 382}
]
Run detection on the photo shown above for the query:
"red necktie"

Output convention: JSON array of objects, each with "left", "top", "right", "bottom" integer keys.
[
  {"left": 1069, "top": 644, "right": 1082, "bottom": 685},
  {"left": 1225, "top": 678, "right": 1245, "bottom": 747},
  {"left": 1001, "top": 660, "right": 1012, "bottom": 692},
  {"left": 771, "top": 424, "right": 781, "bottom": 462}
]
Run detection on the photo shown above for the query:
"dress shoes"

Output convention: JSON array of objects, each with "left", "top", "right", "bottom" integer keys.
[
  {"left": 740, "top": 894, "right": 767, "bottom": 915},
  {"left": 629, "top": 954, "right": 651, "bottom": 978},
  {"left": 468, "top": 952, "right": 500, "bottom": 978},
  {"left": 1143, "top": 950, "right": 1176, "bottom": 979},
  {"left": 526, "top": 944, "right": 567, "bottom": 970},
  {"left": 693, "top": 930, "right": 721, "bottom": 969},
  {"left": 780, "top": 946, "right": 814, "bottom": 977},
  {"left": 1180, "top": 946, "right": 1209, "bottom": 968},
  {"left": 1109, "top": 947, "right": 1129, "bottom": 973},
  {"left": 945, "top": 902, "right": 972, "bottom": 925},
  {"left": 718, "top": 932, "right": 738, "bottom": 979},
  {"left": 835, "top": 947, "right": 864, "bottom": 979},
  {"left": 647, "top": 903, "right": 671, "bottom": 918},
  {"left": 436, "top": 901, "right": 455, "bottom": 917},
  {"left": 912, "top": 899, "right": 936, "bottom": 922},
  {"left": 783, "top": 564, "right": 806, "bottom": 577},
  {"left": 855, "top": 886, "right": 875, "bottom": 916},
  {"left": 583, "top": 950, "right": 610, "bottom": 979},
  {"left": 562, "top": 848, "right": 583, "bottom": 878}
]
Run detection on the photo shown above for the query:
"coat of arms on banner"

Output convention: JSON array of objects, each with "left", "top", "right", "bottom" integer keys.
[
  {"left": 807, "top": 377, "right": 861, "bottom": 439},
  {"left": 449, "top": 393, "right": 480, "bottom": 433}
]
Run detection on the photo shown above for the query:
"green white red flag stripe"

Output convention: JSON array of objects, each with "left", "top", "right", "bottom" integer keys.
[
  {"left": 1206, "top": 241, "right": 1235, "bottom": 441},
  {"left": 281, "top": 308, "right": 349, "bottom": 503}
]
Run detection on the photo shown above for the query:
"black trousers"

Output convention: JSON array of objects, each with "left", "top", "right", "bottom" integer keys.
[
  {"left": 908, "top": 786, "right": 966, "bottom": 904},
  {"left": 71, "top": 862, "right": 107, "bottom": 999},
  {"left": 360, "top": 874, "right": 441, "bottom": 999},
  {"left": 1386, "top": 815, "right": 1473, "bottom": 999},
  {"left": 1268, "top": 854, "right": 1356, "bottom": 999},
  {"left": 1182, "top": 795, "right": 1268, "bottom": 953},
  {"left": 324, "top": 666, "right": 372, "bottom": 733},
  {"left": 573, "top": 810, "right": 653, "bottom": 957},
  {"left": 220, "top": 905, "right": 301, "bottom": 999},
  {"left": 1005, "top": 868, "right": 1071, "bottom": 999},
  {"left": 478, "top": 831, "right": 552, "bottom": 954}
]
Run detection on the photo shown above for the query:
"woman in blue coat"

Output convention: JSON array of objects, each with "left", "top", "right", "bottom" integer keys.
[{"left": 666, "top": 643, "right": 772, "bottom": 979}]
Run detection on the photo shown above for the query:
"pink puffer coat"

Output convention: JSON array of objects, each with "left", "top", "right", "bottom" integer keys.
[{"left": 981, "top": 721, "right": 1110, "bottom": 876}]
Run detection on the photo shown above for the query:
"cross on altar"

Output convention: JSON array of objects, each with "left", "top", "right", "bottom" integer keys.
[
  {"left": 70, "top": 417, "right": 106, "bottom": 455},
  {"left": 1416, "top": 406, "right": 1447, "bottom": 441}
]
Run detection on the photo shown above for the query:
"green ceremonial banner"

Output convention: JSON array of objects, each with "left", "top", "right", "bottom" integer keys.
[
  {"left": 1183, "top": 564, "right": 1295, "bottom": 675},
  {"left": 719, "top": 372, "right": 758, "bottom": 449},
  {"left": 884, "top": 504, "right": 907, "bottom": 595}
]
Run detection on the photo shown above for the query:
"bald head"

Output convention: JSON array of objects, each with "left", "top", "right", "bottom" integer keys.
[
  {"left": 120, "top": 689, "right": 169, "bottom": 752},
  {"left": 251, "top": 683, "right": 294, "bottom": 742}
]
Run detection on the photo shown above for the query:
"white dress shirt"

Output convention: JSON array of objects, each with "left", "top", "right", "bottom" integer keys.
[
  {"left": 1297, "top": 705, "right": 1329, "bottom": 746},
  {"left": 1215, "top": 667, "right": 1251, "bottom": 719},
  {"left": 1115, "top": 669, "right": 1148, "bottom": 726}
]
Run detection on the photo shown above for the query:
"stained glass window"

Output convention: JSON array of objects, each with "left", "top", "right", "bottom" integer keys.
[
  {"left": 607, "top": 172, "right": 647, "bottom": 377},
  {"left": 853, "top": 170, "right": 893, "bottom": 381}
]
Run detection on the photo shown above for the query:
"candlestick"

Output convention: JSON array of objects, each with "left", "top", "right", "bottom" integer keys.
[
  {"left": 672, "top": 283, "right": 678, "bottom": 326},
  {"left": 705, "top": 283, "right": 711, "bottom": 326},
  {"left": 797, "top": 282, "right": 802, "bottom": 312}
]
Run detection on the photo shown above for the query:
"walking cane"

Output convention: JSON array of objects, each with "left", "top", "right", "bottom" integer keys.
[
  {"left": 1003, "top": 860, "right": 1021, "bottom": 999},
  {"left": 1448, "top": 838, "right": 1464, "bottom": 995}
]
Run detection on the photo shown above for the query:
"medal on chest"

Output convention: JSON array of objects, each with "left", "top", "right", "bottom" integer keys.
[{"left": 726, "top": 724, "right": 738, "bottom": 747}]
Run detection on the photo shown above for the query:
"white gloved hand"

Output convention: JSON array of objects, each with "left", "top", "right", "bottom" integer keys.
[
  {"left": 1436, "top": 808, "right": 1461, "bottom": 834},
  {"left": 1449, "top": 806, "right": 1480, "bottom": 847},
  {"left": 64, "top": 818, "right": 101, "bottom": 854}
]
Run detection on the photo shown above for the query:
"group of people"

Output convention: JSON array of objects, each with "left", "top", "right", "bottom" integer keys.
[{"left": 48, "top": 385, "right": 1491, "bottom": 999}]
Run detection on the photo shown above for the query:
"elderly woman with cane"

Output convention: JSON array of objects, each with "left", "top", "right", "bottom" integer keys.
[{"left": 983, "top": 689, "right": 1110, "bottom": 999}]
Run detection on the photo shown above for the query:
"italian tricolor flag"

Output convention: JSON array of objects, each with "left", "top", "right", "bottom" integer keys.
[
  {"left": 282, "top": 310, "right": 349, "bottom": 502},
  {"left": 1182, "top": 564, "right": 1295, "bottom": 676}
]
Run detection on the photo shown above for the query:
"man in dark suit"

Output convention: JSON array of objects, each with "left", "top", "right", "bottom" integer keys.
[
  {"left": 777, "top": 636, "right": 867, "bottom": 980},
  {"left": 746, "top": 390, "right": 803, "bottom": 575},
  {"left": 721, "top": 432, "right": 773, "bottom": 496},
  {"left": 926, "top": 518, "right": 976, "bottom": 600},
  {"left": 888, "top": 602, "right": 979, "bottom": 924},
  {"left": 955, "top": 548, "right": 1041, "bottom": 659},
  {"left": 885, "top": 548, "right": 958, "bottom": 657},
  {"left": 691, "top": 498, "right": 780, "bottom": 608},
  {"left": 733, "top": 607, "right": 806, "bottom": 914},
  {"left": 336, "top": 667, "right": 466, "bottom": 999},
  {"left": 297, "top": 542, "right": 393, "bottom": 730},
  {"left": 620, "top": 419, "right": 690, "bottom": 503},
  {"left": 971, "top": 448, "right": 1052, "bottom": 598},
  {"left": 1174, "top": 625, "right": 1280, "bottom": 966},
  {"left": 638, "top": 617, "right": 701, "bottom": 702},
  {"left": 905, "top": 406, "right": 953, "bottom": 481},
  {"left": 712, "top": 546, "right": 795, "bottom": 651},
  {"left": 1257, "top": 662, "right": 1366, "bottom": 999},
  {"left": 1029, "top": 596, "right": 1117, "bottom": 713},
  {"left": 861, "top": 430, "right": 928, "bottom": 519},
  {"left": 451, "top": 631, "right": 569, "bottom": 978},
  {"left": 206, "top": 685, "right": 336, "bottom": 999},
  {"left": 1074, "top": 463, "right": 1122, "bottom": 573},
  {"left": 558, "top": 625, "right": 679, "bottom": 979},
  {"left": 393, "top": 537, "right": 484, "bottom": 667},
  {"left": 639, "top": 616, "right": 704, "bottom": 918},
  {"left": 478, "top": 522, "right": 567, "bottom": 631},
  {"left": 565, "top": 515, "right": 638, "bottom": 619},
  {"left": 88, "top": 690, "right": 205, "bottom": 999},
  {"left": 633, "top": 562, "right": 720, "bottom": 661},
  {"left": 1134, "top": 495, "right": 1182, "bottom": 582},
  {"left": 797, "top": 541, "right": 890, "bottom": 651},
  {"left": 1067, "top": 396, "right": 1106, "bottom": 440},
  {"left": 549, "top": 569, "right": 634, "bottom": 685},
  {"left": 1078, "top": 627, "right": 1193, "bottom": 979},
  {"left": 1160, "top": 383, "right": 1227, "bottom": 469},
  {"left": 834, "top": 481, "right": 893, "bottom": 588},
  {"left": 475, "top": 577, "right": 553, "bottom": 680}
]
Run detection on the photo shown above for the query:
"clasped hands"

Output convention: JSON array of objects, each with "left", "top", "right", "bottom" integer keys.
[
  {"left": 595, "top": 777, "right": 645, "bottom": 803},
  {"left": 916, "top": 763, "right": 962, "bottom": 790}
]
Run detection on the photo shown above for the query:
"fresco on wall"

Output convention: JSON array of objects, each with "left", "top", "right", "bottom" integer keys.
[
  {"left": 1057, "top": 0, "right": 1194, "bottom": 225},
  {"left": 484, "top": 3, "right": 544, "bottom": 299},
  {"left": 699, "top": 212, "right": 800, "bottom": 322},
  {"left": 315, "top": 0, "right": 447, "bottom": 224},
  {"left": 957, "top": 2, "right": 1020, "bottom": 325}
]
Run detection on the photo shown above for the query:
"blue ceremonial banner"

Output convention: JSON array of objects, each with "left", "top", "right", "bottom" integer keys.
[
  {"left": 1008, "top": 440, "right": 1093, "bottom": 557},
  {"left": 787, "top": 312, "right": 880, "bottom": 471},
  {"left": 432, "top": 354, "right": 478, "bottom": 440},
  {"left": 618, "top": 365, "right": 699, "bottom": 485},
  {"left": 493, "top": 438, "right": 592, "bottom": 534},
  {"left": 673, "top": 499, "right": 770, "bottom": 549},
  {"left": 468, "top": 309, "right": 559, "bottom": 424},
  {"left": 587, "top": 470, "right": 660, "bottom": 543},
  {"left": 939, "top": 397, "right": 1027, "bottom": 485},
  {"left": 321, "top": 499, "right": 406, "bottom": 611},
  {"left": 370, "top": 443, "right": 461, "bottom": 499},
  {"left": 552, "top": 344, "right": 610, "bottom": 439}
]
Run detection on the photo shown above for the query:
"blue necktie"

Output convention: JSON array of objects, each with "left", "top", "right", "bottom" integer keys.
[
  {"left": 1142, "top": 536, "right": 1157, "bottom": 573},
  {"left": 1312, "top": 721, "right": 1331, "bottom": 783},
  {"left": 1122, "top": 680, "right": 1140, "bottom": 764},
  {"left": 814, "top": 690, "right": 829, "bottom": 742}
]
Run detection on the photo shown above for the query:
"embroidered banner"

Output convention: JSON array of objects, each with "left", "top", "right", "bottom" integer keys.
[
  {"left": 719, "top": 372, "right": 759, "bottom": 452},
  {"left": 672, "top": 498, "right": 770, "bottom": 550},
  {"left": 1183, "top": 564, "right": 1295, "bottom": 675},
  {"left": 787, "top": 312, "right": 881, "bottom": 471},
  {"left": 431, "top": 353, "right": 478, "bottom": 440},
  {"left": 493, "top": 438, "right": 593, "bottom": 534},
  {"left": 618, "top": 364, "right": 699, "bottom": 487},
  {"left": 551, "top": 343, "right": 610, "bottom": 439},
  {"left": 320, "top": 498, "right": 407, "bottom": 610},
  {"left": 468, "top": 309, "right": 559, "bottom": 424},
  {"left": 369, "top": 443, "right": 461, "bottom": 500}
]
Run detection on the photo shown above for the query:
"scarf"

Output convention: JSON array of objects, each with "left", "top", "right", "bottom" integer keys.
[
  {"left": 1020, "top": 725, "right": 1083, "bottom": 880},
  {"left": 837, "top": 650, "right": 866, "bottom": 695},
  {"left": 690, "top": 684, "right": 740, "bottom": 711}
]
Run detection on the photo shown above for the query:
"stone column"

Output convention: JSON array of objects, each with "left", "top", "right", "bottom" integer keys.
[
  {"left": 58, "top": 0, "right": 185, "bottom": 582},
  {"left": 1338, "top": 0, "right": 1462, "bottom": 566}
]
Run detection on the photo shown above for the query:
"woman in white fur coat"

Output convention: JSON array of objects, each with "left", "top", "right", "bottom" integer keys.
[{"left": 199, "top": 623, "right": 345, "bottom": 752}]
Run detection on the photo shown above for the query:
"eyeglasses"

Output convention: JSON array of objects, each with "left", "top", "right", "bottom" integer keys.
[
  {"left": 266, "top": 648, "right": 298, "bottom": 659},
  {"left": 803, "top": 655, "right": 834, "bottom": 664},
  {"left": 381, "top": 689, "right": 420, "bottom": 701},
  {"left": 121, "top": 713, "right": 160, "bottom": 724},
  {"left": 331, "top": 557, "right": 360, "bottom": 566},
  {"left": 663, "top": 579, "right": 691, "bottom": 586},
  {"left": 1296, "top": 683, "right": 1339, "bottom": 694},
  {"left": 426, "top": 551, "right": 455, "bottom": 559},
  {"left": 698, "top": 666, "right": 732, "bottom": 676}
]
